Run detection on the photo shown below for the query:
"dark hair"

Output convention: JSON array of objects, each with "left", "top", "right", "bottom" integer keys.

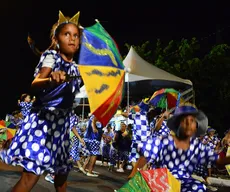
[
  {"left": 147, "top": 107, "right": 162, "bottom": 123},
  {"left": 12, "top": 110, "right": 21, "bottom": 116},
  {"left": 48, "top": 20, "right": 82, "bottom": 51},
  {"left": 20, "top": 93, "right": 29, "bottom": 102},
  {"left": 28, "top": 20, "right": 82, "bottom": 56}
]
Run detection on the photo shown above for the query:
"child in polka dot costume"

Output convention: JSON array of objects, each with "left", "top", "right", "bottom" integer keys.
[
  {"left": 83, "top": 115, "right": 103, "bottom": 177},
  {"left": 121, "top": 100, "right": 151, "bottom": 168},
  {"left": 0, "top": 11, "right": 82, "bottom": 192},
  {"left": 129, "top": 104, "right": 230, "bottom": 192},
  {"left": 151, "top": 110, "right": 171, "bottom": 138},
  {"left": 69, "top": 114, "right": 86, "bottom": 174},
  {"left": 202, "top": 127, "right": 220, "bottom": 150},
  {"left": 18, "top": 93, "right": 35, "bottom": 118}
]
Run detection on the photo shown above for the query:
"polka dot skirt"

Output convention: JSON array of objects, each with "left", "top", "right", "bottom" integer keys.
[
  {"left": 0, "top": 109, "right": 73, "bottom": 175},
  {"left": 69, "top": 136, "right": 80, "bottom": 162}
]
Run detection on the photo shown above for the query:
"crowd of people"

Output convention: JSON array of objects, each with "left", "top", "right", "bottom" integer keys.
[
  {"left": 0, "top": 10, "right": 230, "bottom": 192},
  {"left": 2, "top": 94, "right": 230, "bottom": 192}
]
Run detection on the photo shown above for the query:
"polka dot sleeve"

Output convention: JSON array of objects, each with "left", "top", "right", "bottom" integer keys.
[
  {"left": 34, "top": 50, "right": 58, "bottom": 77},
  {"left": 139, "top": 137, "right": 162, "bottom": 163},
  {"left": 199, "top": 143, "right": 219, "bottom": 165}
]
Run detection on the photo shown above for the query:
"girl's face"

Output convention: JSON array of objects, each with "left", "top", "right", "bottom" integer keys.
[
  {"left": 208, "top": 131, "right": 215, "bottom": 136},
  {"left": 25, "top": 95, "right": 31, "bottom": 102},
  {"left": 56, "top": 23, "right": 80, "bottom": 57},
  {"left": 179, "top": 115, "right": 197, "bottom": 137}
]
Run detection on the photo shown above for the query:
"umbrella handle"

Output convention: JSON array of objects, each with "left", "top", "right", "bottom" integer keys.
[
  {"left": 166, "top": 96, "right": 168, "bottom": 111},
  {"left": 37, "top": 75, "right": 82, "bottom": 83}
]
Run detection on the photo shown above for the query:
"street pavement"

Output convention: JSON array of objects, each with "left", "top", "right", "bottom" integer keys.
[
  {"left": 0, "top": 161, "right": 129, "bottom": 192},
  {"left": 0, "top": 161, "right": 230, "bottom": 192}
]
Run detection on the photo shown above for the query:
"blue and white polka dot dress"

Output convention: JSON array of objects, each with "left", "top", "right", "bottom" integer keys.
[
  {"left": 19, "top": 101, "right": 33, "bottom": 118},
  {"left": 150, "top": 118, "right": 170, "bottom": 138},
  {"left": 202, "top": 135, "right": 220, "bottom": 150},
  {"left": 84, "top": 116, "right": 103, "bottom": 156},
  {"left": 139, "top": 135, "right": 219, "bottom": 191},
  {"left": 0, "top": 50, "right": 81, "bottom": 175},
  {"left": 69, "top": 115, "right": 81, "bottom": 162}
]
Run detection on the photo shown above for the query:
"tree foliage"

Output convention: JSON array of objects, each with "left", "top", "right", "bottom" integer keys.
[{"left": 124, "top": 39, "right": 230, "bottom": 134}]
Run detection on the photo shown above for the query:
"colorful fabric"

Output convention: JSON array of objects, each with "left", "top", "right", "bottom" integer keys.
[
  {"left": 117, "top": 172, "right": 151, "bottom": 192},
  {"left": 149, "top": 88, "right": 182, "bottom": 109},
  {"left": 139, "top": 135, "right": 219, "bottom": 191},
  {"left": 78, "top": 22, "right": 125, "bottom": 127},
  {"left": 140, "top": 168, "right": 181, "bottom": 192}
]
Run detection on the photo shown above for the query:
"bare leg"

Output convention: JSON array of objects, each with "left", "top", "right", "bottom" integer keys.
[
  {"left": 54, "top": 173, "right": 68, "bottom": 192},
  {"left": 12, "top": 169, "right": 40, "bottom": 192},
  {"left": 87, "top": 156, "right": 97, "bottom": 174},
  {"left": 76, "top": 160, "right": 82, "bottom": 168},
  {"left": 83, "top": 156, "right": 90, "bottom": 170}
]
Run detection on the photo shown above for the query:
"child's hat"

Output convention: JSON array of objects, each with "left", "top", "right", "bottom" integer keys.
[{"left": 167, "top": 103, "right": 208, "bottom": 137}]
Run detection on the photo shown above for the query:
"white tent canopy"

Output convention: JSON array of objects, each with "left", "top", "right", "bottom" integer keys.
[
  {"left": 75, "top": 85, "right": 88, "bottom": 99},
  {"left": 76, "top": 47, "right": 193, "bottom": 99},
  {"left": 123, "top": 47, "right": 193, "bottom": 88}
]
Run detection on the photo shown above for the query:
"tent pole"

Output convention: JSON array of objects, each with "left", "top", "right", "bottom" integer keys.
[
  {"left": 82, "top": 98, "right": 85, "bottom": 120},
  {"left": 127, "top": 72, "right": 129, "bottom": 125}
]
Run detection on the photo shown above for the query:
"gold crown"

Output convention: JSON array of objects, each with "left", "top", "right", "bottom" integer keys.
[
  {"left": 52, "top": 11, "right": 80, "bottom": 37},
  {"left": 58, "top": 11, "right": 80, "bottom": 26}
]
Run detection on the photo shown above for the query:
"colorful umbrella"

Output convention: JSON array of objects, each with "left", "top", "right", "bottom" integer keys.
[
  {"left": 0, "top": 120, "right": 16, "bottom": 129},
  {"left": 78, "top": 21, "right": 125, "bottom": 126},
  {"left": 117, "top": 168, "right": 181, "bottom": 192},
  {"left": 149, "top": 88, "right": 183, "bottom": 109},
  {"left": 0, "top": 128, "right": 17, "bottom": 141}
]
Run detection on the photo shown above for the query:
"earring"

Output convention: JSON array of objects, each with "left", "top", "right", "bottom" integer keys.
[{"left": 56, "top": 43, "right": 60, "bottom": 49}]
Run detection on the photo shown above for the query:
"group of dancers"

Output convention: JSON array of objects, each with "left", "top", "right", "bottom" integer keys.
[{"left": 1, "top": 10, "right": 230, "bottom": 192}]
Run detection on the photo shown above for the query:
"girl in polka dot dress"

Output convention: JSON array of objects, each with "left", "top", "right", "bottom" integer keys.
[
  {"left": 0, "top": 11, "right": 82, "bottom": 192},
  {"left": 151, "top": 110, "right": 171, "bottom": 138},
  {"left": 122, "top": 100, "right": 151, "bottom": 168},
  {"left": 129, "top": 104, "right": 230, "bottom": 192},
  {"left": 69, "top": 114, "right": 86, "bottom": 174},
  {"left": 83, "top": 115, "right": 103, "bottom": 177},
  {"left": 18, "top": 93, "right": 36, "bottom": 119}
]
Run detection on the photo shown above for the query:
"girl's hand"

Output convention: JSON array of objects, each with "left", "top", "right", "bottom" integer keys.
[
  {"left": 162, "top": 110, "right": 170, "bottom": 119},
  {"left": 50, "top": 71, "right": 66, "bottom": 84},
  {"left": 80, "top": 139, "right": 85, "bottom": 146}
]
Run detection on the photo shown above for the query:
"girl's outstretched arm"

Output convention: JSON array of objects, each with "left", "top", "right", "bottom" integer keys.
[
  {"left": 31, "top": 67, "right": 52, "bottom": 88},
  {"left": 128, "top": 156, "right": 147, "bottom": 179}
]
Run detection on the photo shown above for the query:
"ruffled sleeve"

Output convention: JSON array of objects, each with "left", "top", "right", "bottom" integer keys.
[{"left": 34, "top": 50, "right": 58, "bottom": 77}]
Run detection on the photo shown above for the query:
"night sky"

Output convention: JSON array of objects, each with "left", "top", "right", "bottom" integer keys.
[{"left": 0, "top": 1, "right": 228, "bottom": 118}]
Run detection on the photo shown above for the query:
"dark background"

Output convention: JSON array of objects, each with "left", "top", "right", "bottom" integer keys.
[{"left": 0, "top": 1, "right": 228, "bottom": 122}]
